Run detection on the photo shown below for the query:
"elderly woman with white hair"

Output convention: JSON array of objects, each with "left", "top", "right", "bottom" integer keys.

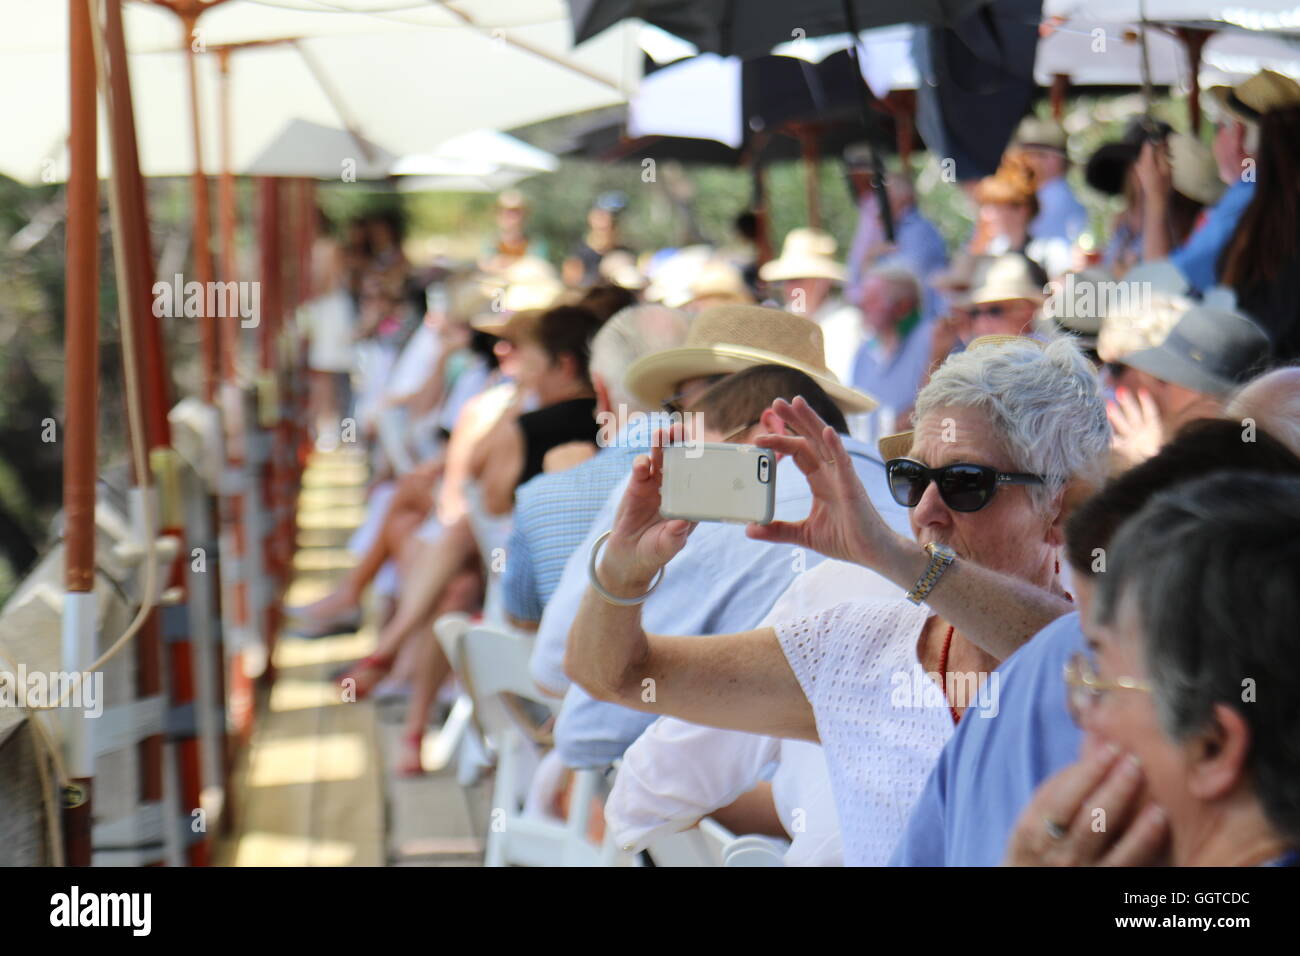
[{"left": 566, "top": 336, "right": 1112, "bottom": 865}]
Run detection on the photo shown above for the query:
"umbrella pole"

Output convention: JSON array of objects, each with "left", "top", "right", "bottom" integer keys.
[
  {"left": 1050, "top": 74, "right": 1069, "bottom": 121},
  {"left": 62, "top": 0, "right": 100, "bottom": 868},
  {"left": 182, "top": 11, "right": 219, "bottom": 401},
  {"left": 218, "top": 49, "right": 238, "bottom": 317},
  {"left": 105, "top": 0, "right": 214, "bottom": 866},
  {"left": 747, "top": 134, "right": 774, "bottom": 268},
  {"left": 1176, "top": 28, "right": 1212, "bottom": 137},
  {"left": 839, "top": 0, "right": 894, "bottom": 242},
  {"left": 797, "top": 124, "right": 823, "bottom": 230}
]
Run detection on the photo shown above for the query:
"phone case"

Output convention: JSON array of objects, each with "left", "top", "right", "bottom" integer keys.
[{"left": 659, "top": 442, "right": 776, "bottom": 525}]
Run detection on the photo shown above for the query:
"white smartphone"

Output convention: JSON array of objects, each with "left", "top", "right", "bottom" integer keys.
[{"left": 659, "top": 442, "right": 776, "bottom": 525}]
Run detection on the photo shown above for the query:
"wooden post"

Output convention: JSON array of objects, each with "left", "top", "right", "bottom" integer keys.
[{"left": 62, "top": 0, "right": 99, "bottom": 868}]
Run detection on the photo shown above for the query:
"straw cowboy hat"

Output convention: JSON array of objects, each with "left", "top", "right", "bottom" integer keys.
[
  {"left": 758, "top": 228, "right": 846, "bottom": 283},
  {"left": 876, "top": 335, "right": 1046, "bottom": 460},
  {"left": 966, "top": 253, "right": 1048, "bottom": 307},
  {"left": 1210, "top": 69, "right": 1300, "bottom": 123},
  {"left": 624, "top": 304, "right": 878, "bottom": 414}
]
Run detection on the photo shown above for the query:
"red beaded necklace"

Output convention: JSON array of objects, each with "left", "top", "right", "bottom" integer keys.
[{"left": 938, "top": 558, "right": 1074, "bottom": 726}]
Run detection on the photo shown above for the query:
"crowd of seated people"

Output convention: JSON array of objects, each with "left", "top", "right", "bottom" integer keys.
[{"left": 290, "top": 67, "right": 1300, "bottom": 866}]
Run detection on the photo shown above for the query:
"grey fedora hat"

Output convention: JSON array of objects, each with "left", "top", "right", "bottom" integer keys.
[{"left": 1121, "top": 305, "right": 1272, "bottom": 397}]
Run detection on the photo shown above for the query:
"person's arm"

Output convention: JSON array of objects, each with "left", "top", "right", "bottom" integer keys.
[
  {"left": 1134, "top": 141, "right": 1175, "bottom": 262},
  {"left": 563, "top": 439, "right": 816, "bottom": 740},
  {"left": 747, "top": 397, "right": 1073, "bottom": 661}
]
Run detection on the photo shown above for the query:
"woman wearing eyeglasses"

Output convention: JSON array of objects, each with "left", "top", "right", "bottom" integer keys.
[
  {"left": 1005, "top": 473, "right": 1300, "bottom": 867},
  {"left": 565, "top": 335, "right": 1112, "bottom": 865}
]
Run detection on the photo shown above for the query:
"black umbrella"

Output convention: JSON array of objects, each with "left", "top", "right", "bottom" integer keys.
[
  {"left": 569, "top": 0, "right": 993, "bottom": 60},
  {"left": 569, "top": 0, "right": 996, "bottom": 238}
]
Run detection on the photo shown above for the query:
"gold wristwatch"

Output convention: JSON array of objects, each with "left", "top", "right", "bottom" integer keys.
[{"left": 906, "top": 542, "right": 957, "bottom": 605}]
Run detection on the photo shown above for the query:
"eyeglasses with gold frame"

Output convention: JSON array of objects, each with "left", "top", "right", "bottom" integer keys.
[{"left": 1063, "top": 651, "right": 1153, "bottom": 727}]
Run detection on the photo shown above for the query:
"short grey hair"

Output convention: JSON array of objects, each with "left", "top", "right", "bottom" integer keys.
[
  {"left": 1227, "top": 366, "right": 1300, "bottom": 460},
  {"left": 1096, "top": 472, "right": 1300, "bottom": 844},
  {"left": 913, "top": 336, "right": 1111, "bottom": 512},
  {"left": 589, "top": 304, "right": 690, "bottom": 412},
  {"left": 864, "top": 265, "right": 922, "bottom": 311}
]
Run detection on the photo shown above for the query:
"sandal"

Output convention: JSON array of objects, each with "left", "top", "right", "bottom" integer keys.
[
  {"left": 396, "top": 731, "right": 425, "bottom": 777},
  {"left": 337, "top": 652, "right": 394, "bottom": 701}
]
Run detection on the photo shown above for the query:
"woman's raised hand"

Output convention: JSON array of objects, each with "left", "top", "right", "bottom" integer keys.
[
  {"left": 747, "top": 396, "right": 894, "bottom": 568},
  {"left": 599, "top": 424, "right": 696, "bottom": 593}
]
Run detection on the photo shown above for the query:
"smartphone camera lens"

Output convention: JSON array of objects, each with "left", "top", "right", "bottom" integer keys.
[{"left": 757, "top": 455, "right": 770, "bottom": 483}]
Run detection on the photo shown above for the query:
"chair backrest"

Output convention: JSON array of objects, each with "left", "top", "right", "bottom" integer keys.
[
  {"left": 722, "top": 834, "right": 788, "bottom": 867},
  {"left": 457, "top": 625, "right": 557, "bottom": 744},
  {"left": 645, "top": 817, "right": 736, "bottom": 867}
]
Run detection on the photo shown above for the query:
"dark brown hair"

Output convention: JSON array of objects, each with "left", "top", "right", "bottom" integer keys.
[
  {"left": 693, "top": 364, "right": 849, "bottom": 439},
  {"left": 1218, "top": 107, "right": 1300, "bottom": 287},
  {"left": 530, "top": 305, "right": 605, "bottom": 388},
  {"left": 1066, "top": 417, "right": 1300, "bottom": 576}
]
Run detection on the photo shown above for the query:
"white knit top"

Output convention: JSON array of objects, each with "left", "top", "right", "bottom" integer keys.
[{"left": 775, "top": 597, "right": 954, "bottom": 866}]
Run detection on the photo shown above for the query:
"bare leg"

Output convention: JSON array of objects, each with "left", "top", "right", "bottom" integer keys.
[
  {"left": 294, "top": 469, "right": 436, "bottom": 625},
  {"left": 396, "top": 567, "right": 482, "bottom": 775},
  {"left": 340, "top": 516, "right": 479, "bottom": 697}
]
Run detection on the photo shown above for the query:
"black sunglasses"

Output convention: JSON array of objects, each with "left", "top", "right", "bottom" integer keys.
[{"left": 886, "top": 457, "right": 1047, "bottom": 513}]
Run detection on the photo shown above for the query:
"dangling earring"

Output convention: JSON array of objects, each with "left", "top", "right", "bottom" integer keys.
[{"left": 1055, "top": 557, "right": 1061, "bottom": 576}]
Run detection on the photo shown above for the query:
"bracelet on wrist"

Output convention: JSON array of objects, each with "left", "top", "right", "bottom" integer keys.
[{"left": 588, "top": 530, "right": 664, "bottom": 606}]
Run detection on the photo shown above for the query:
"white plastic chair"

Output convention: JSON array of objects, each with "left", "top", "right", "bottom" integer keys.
[
  {"left": 722, "top": 834, "right": 789, "bottom": 867},
  {"left": 456, "top": 624, "right": 604, "bottom": 866},
  {"left": 643, "top": 817, "right": 737, "bottom": 867}
]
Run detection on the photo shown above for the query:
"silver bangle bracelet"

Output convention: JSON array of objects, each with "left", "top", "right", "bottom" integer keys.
[{"left": 588, "top": 530, "right": 664, "bottom": 606}]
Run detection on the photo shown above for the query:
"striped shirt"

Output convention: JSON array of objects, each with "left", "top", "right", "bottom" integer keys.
[{"left": 501, "top": 442, "right": 642, "bottom": 624}]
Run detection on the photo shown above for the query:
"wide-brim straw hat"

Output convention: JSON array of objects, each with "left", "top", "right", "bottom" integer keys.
[
  {"left": 966, "top": 253, "right": 1047, "bottom": 307},
  {"left": 758, "top": 228, "right": 846, "bottom": 283},
  {"left": 1210, "top": 68, "right": 1300, "bottom": 124},
  {"left": 876, "top": 336, "right": 1046, "bottom": 460},
  {"left": 688, "top": 259, "right": 753, "bottom": 305},
  {"left": 471, "top": 306, "right": 543, "bottom": 342},
  {"left": 625, "top": 304, "right": 878, "bottom": 414}
]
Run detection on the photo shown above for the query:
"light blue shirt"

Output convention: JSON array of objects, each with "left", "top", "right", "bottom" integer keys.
[
  {"left": 1030, "top": 177, "right": 1088, "bottom": 244},
  {"left": 537, "top": 437, "right": 913, "bottom": 769},
  {"left": 851, "top": 315, "right": 937, "bottom": 434},
  {"left": 502, "top": 442, "right": 642, "bottom": 623},
  {"left": 888, "top": 612, "right": 1084, "bottom": 867},
  {"left": 847, "top": 204, "right": 949, "bottom": 302},
  {"left": 1169, "top": 179, "right": 1255, "bottom": 294}
]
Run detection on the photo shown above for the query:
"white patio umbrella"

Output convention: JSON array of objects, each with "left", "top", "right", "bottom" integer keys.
[
  {"left": 391, "top": 129, "right": 559, "bottom": 192},
  {"left": 0, "top": 0, "right": 641, "bottom": 184},
  {"left": 243, "top": 117, "right": 396, "bottom": 180}
]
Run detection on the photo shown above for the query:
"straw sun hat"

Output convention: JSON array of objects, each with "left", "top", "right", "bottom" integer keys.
[
  {"left": 966, "top": 254, "right": 1048, "bottom": 307},
  {"left": 757, "top": 228, "right": 846, "bottom": 283},
  {"left": 624, "top": 304, "right": 878, "bottom": 414},
  {"left": 1210, "top": 68, "right": 1300, "bottom": 123}
]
